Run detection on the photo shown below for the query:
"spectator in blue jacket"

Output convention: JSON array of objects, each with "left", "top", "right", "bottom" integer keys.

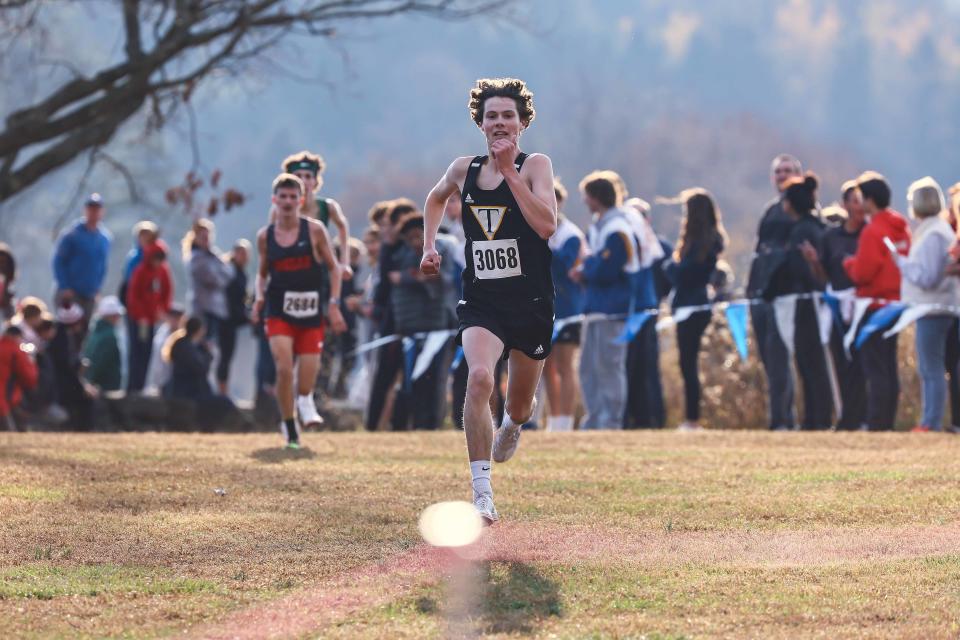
[
  {"left": 573, "top": 171, "right": 639, "bottom": 430},
  {"left": 544, "top": 178, "right": 585, "bottom": 432},
  {"left": 52, "top": 193, "right": 111, "bottom": 326},
  {"left": 662, "top": 188, "right": 727, "bottom": 431}
]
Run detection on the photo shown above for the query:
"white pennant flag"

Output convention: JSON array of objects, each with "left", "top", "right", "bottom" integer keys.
[
  {"left": 882, "top": 303, "right": 933, "bottom": 339},
  {"left": 815, "top": 294, "right": 833, "bottom": 346},
  {"left": 352, "top": 333, "right": 401, "bottom": 356},
  {"left": 412, "top": 331, "right": 453, "bottom": 381},
  {"left": 655, "top": 317, "right": 676, "bottom": 332},
  {"left": 773, "top": 294, "right": 798, "bottom": 356},
  {"left": 844, "top": 298, "right": 872, "bottom": 357},
  {"left": 671, "top": 306, "right": 699, "bottom": 325}
]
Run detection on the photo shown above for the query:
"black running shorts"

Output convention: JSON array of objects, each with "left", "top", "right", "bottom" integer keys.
[
  {"left": 552, "top": 320, "right": 581, "bottom": 346},
  {"left": 456, "top": 297, "right": 554, "bottom": 361}
]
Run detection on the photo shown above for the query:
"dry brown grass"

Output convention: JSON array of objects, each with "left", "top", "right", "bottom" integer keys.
[{"left": 2, "top": 430, "right": 960, "bottom": 638}]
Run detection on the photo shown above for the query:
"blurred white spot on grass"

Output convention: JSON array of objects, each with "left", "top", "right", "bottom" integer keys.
[{"left": 418, "top": 501, "right": 482, "bottom": 548}]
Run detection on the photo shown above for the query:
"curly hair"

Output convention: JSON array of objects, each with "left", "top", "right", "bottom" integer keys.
[
  {"left": 281, "top": 150, "right": 326, "bottom": 176},
  {"left": 468, "top": 78, "right": 535, "bottom": 127}
]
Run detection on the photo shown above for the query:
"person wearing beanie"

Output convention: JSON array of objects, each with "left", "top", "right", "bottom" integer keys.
[
  {"left": 49, "top": 302, "right": 94, "bottom": 429},
  {"left": 83, "top": 296, "right": 125, "bottom": 394}
]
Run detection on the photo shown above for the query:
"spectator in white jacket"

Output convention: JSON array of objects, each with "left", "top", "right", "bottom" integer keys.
[
  {"left": 145, "top": 304, "right": 185, "bottom": 395},
  {"left": 894, "top": 177, "right": 960, "bottom": 432}
]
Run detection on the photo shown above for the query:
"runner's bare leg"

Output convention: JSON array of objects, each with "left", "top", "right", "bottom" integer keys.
[
  {"left": 504, "top": 350, "right": 544, "bottom": 425},
  {"left": 296, "top": 354, "right": 321, "bottom": 396},
  {"left": 461, "top": 326, "right": 504, "bottom": 462},
  {"left": 269, "top": 336, "right": 296, "bottom": 420}
]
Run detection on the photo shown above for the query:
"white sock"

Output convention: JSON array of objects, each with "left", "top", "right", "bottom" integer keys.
[
  {"left": 297, "top": 394, "right": 313, "bottom": 405},
  {"left": 550, "top": 415, "right": 574, "bottom": 432},
  {"left": 501, "top": 414, "right": 519, "bottom": 430},
  {"left": 470, "top": 460, "right": 492, "bottom": 497}
]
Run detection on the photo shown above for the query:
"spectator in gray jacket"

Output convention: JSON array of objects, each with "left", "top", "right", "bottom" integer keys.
[
  {"left": 388, "top": 214, "right": 457, "bottom": 429},
  {"left": 895, "top": 177, "right": 960, "bottom": 432},
  {"left": 182, "top": 219, "right": 232, "bottom": 342}
]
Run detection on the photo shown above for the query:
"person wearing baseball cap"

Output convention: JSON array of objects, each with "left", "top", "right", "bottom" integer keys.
[{"left": 52, "top": 193, "right": 112, "bottom": 330}]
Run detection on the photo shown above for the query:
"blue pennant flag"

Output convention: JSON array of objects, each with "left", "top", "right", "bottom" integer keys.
[
  {"left": 854, "top": 303, "right": 907, "bottom": 350},
  {"left": 449, "top": 346, "right": 465, "bottom": 373},
  {"left": 615, "top": 311, "right": 654, "bottom": 344},
  {"left": 724, "top": 302, "right": 749, "bottom": 360},
  {"left": 821, "top": 291, "right": 843, "bottom": 331}
]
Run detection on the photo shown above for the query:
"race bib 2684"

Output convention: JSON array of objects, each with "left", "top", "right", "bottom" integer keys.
[{"left": 283, "top": 290, "right": 320, "bottom": 318}]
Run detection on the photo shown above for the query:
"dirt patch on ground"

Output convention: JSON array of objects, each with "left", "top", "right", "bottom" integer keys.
[
  {"left": 481, "top": 519, "right": 960, "bottom": 567},
  {"left": 186, "top": 519, "right": 960, "bottom": 639}
]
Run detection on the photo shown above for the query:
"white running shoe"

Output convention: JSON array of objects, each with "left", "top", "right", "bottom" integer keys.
[
  {"left": 493, "top": 399, "right": 535, "bottom": 463},
  {"left": 493, "top": 420, "right": 523, "bottom": 463},
  {"left": 296, "top": 394, "right": 324, "bottom": 430},
  {"left": 473, "top": 493, "right": 499, "bottom": 525},
  {"left": 677, "top": 421, "right": 704, "bottom": 432}
]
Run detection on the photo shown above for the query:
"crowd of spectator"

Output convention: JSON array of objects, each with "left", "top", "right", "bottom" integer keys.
[
  {"left": 0, "top": 195, "right": 250, "bottom": 431},
  {"left": 3, "top": 154, "right": 960, "bottom": 433}
]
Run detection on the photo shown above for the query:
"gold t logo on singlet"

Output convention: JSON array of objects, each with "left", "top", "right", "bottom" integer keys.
[{"left": 470, "top": 206, "right": 507, "bottom": 240}]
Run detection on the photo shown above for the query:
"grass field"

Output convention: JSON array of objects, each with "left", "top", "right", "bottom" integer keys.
[{"left": 2, "top": 429, "right": 960, "bottom": 639}]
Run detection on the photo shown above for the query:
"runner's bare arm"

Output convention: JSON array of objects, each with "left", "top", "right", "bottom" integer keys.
[
  {"left": 252, "top": 228, "right": 269, "bottom": 324},
  {"left": 496, "top": 148, "right": 557, "bottom": 240},
  {"left": 326, "top": 198, "right": 353, "bottom": 281},
  {"left": 308, "top": 220, "right": 347, "bottom": 333},
  {"left": 422, "top": 157, "right": 471, "bottom": 274}
]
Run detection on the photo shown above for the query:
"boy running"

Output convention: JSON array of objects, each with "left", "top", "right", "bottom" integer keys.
[{"left": 421, "top": 78, "right": 558, "bottom": 523}]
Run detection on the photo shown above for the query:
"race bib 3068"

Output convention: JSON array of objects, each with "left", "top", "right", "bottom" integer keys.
[{"left": 472, "top": 239, "right": 522, "bottom": 280}]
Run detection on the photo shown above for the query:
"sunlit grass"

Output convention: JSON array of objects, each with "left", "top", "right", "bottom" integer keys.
[{"left": 1, "top": 430, "right": 959, "bottom": 638}]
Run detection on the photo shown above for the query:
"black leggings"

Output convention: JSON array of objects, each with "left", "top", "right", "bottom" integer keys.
[
  {"left": 625, "top": 318, "right": 665, "bottom": 428},
  {"left": 794, "top": 298, "right": 833, "bottom": 430},
  {"left": 676, "top": 311, "right": 711, "bottom": 422},
  {"left": 860, "top": 309, "right": 900, "bottom": 431},
  {"left": 216, "top": 321, "right": 239, "bottom": 384},
  {"left": 946, "top": 317, "right": 960, "bottom": 428},
  {"left": 366, "top": 340, "right": 403, "bottom": 431}
]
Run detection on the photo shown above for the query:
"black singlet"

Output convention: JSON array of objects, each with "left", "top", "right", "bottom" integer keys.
[
  {"left": 265, "top": 217, "right": 328, "bottom": 326},
  {"left": 460, "top": 153, "right": 554, "bottom": 305}
]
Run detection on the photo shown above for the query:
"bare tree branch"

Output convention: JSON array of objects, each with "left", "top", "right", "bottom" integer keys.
[
  {"left": 0, "top": 0, "right": 509, "bottom": 204},
  {"left": 122, "top": 0, "right": 144, "bottom": 60},
  {"left": 97, "top": 150, "right": 144, "bottom": 204},
  {"left": 50, "top": 146, "right": 101, "bottom": 240}
]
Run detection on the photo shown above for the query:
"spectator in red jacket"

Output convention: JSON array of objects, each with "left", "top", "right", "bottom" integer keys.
[
  {"left": 842, "top": 172, "right": 911, "bottom": 430},
  {"left": 125, "top": 240, "right": 173, "bottom": 392},
  {"left": 1, "top": 325, "right": 39, "bottom": 431}
]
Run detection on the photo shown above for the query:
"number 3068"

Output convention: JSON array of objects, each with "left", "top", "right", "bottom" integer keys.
[{"left": 475, "top": 246, "right": 519, "bottom": 271}]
